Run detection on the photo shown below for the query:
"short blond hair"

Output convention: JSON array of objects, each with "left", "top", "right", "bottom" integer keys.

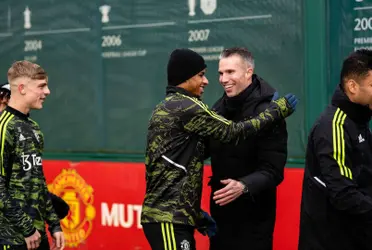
[{"left": 7, "top": 60, "right": 48, "bottom": 83}]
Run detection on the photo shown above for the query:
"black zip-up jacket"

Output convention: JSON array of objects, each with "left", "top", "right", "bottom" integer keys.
[
  {"left": 208, "top": 75, "right": 287, "bottom": 249},
  {"left": 299, "top": 85, "right": 372, "bottom": 250},
  {"left": 141, "top": 86, "right": 293, "bottom": 227}
]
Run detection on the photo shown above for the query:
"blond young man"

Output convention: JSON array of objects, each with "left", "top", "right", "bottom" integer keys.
[{"left": 0, "top": 61, "right": 64, "bottom": 250}]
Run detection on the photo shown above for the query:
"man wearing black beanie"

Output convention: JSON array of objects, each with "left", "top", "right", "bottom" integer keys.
[
  {"left": 141, "top": 48, "right": 298, "bottom": 250},
  {"left": 167, "top": 48, "right": 207, "bottom": 90}
]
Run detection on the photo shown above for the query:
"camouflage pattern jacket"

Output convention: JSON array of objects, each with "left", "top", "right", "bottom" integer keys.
[
  {"left": 0, "top": 106, "right": 61, "bottom": 245},
  {"left": 141, "top": 86, "right": 291, "bottom": 227}
]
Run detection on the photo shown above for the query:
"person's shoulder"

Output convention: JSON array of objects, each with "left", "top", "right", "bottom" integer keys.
[
  {"left": 174, "top": 93, "right": 210, "bottom": 112},
  {"left": 0, "top": 113, "right": 17, "bottom": 145},
  {"left": 153, "top": 93, "right": 208, "bottom": 119},
  {"left": 250, "top": 80, "right": 275, "bottom": 113},
  {"left": 310, "top": 105, "right": 344, "bottom": 138},
  {"left": 318, "top": 105, "right": 348, "bottom": 126},
  {"left": 28, "top": 117, "right": 40, "bottom": 128},
  {"left": 0, "top": 110, "right": 17, "bottom": 129}
]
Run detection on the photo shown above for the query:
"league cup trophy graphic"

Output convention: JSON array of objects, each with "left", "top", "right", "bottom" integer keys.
[
  {"left": 99, "top": 5, "right": 111, "bottom": 24},
  {"left": 24, "top": 6, "right": 31, "bottom": 29}
]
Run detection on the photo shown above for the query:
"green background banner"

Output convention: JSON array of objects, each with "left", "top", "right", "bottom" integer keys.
[
  {"left": 328, "top": 0, "right": 372, "bottom": 100},
  {"left": 1, "top": 0, "right": 305, "bottom": 159}
]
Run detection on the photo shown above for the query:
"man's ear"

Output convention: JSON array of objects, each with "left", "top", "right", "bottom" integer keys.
[
  {"left": 345, "top": 79, "right": 358, "bottom": 95},
  {"left": 18, "top": 84, "right": 26, "bottom": 95},
  {"left": 246, "top": 67, "right": 253, "bottom": 78}
]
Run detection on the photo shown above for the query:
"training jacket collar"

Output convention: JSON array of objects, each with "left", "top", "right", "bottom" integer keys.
[
  {"left": 166, "top": 85, "right": 202, "bottom": 100},
  {"left": 5, "top": 106, "right": 29, "bottom": 121},
  {"left": 331, "top": 84, "right": 372, "bottom": 124}
]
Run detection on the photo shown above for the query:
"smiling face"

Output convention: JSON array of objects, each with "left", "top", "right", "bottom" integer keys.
[
  {"left": 218, "top": 54, "right": 253, "bottom": 97},
  {"left": 21, "top": 78, "right": 50, "bottom": 110},
  {"left": 183, "top": 69, "right": 209, "bottom": 97},
  {"left": 7, "top": 60, "right": 50, "bottom": 113}
]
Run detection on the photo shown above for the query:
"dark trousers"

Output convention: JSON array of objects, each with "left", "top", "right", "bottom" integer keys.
[
  {"left": 143, "top": 222, "right": 196, "bottom": 250},
  {"left": 0, "top": 237, "right": 50, "bottom": 250},
  {"left": 209, "top": 221, "right": 273, "bottom": 250}
]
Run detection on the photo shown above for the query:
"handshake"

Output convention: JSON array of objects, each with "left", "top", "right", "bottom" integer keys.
[{"left": 197, "top": 210, "right": 217, "bottom": 238}]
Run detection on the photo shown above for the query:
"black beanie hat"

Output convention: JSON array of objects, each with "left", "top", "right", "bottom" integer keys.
[{"left": 167, "top": 48, "right": 207, "bottom": 86}]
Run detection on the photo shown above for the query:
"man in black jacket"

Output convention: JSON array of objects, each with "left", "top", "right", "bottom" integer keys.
[
  {"left": 208, "top": 47, "right": 288, "bottom": 250},
  {"left": 298, "top": 49, "right": 372, "bottom": 250}
]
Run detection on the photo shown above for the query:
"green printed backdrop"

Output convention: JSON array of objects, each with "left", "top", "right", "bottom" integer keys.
[
  {"left": 0, "top": 0, "right": 305, "bottom": 159},
  {"left": 328, "top": 0, "right": 372, "bottom": 100}
]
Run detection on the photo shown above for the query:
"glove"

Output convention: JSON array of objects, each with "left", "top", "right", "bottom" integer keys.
[
  {"left": 270, "top": 93, "right": 298, "bottom": 119},
  {"left": 197, "top": 210, "right": 217, "bottom": 238},
  {"left": 284, "top": 93, "right": 298, "bottom": 111},
  {"left": 271, "top": 91, "right": 279, "bottom": 101},
  {"left": 272, "top": 92, "right": 298, "bottom": 111}
]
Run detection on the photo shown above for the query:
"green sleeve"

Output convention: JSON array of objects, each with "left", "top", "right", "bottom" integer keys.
[
  {"left": 183, "top": 96, "right": 291, "bottom": 143},
  {"left": 43, "top": 179, "right": 62, "bottom": 234}
]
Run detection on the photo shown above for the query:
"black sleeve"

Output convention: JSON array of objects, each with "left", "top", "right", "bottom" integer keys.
[
  {"left": 48, "top": 192, "right": 70, "bottom": 220},
  {"left": 43, "top": 187, "right": 62, "bottom": 234},
  {"left": 203, "top": 138, "right": 211, "bottom": 160},
  {"left": 313, "top": 116, "right": 372, "bottom": 219},
  {"left": 239, "top": 120, "right": 288, "bottom": 195}
]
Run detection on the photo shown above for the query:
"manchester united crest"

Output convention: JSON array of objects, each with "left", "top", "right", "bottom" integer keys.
[{"left": 48, "top": 169, "right": 96, "bottom": 248}]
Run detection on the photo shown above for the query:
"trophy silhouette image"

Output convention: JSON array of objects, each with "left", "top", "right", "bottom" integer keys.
[
  {"left": 99, "top": 5, "right": 111, "bottom": 23},
  {"left": 188, "top": 0, "right": 196, "bottom": 16},
  {"left": 24, "top": 6, "right": 31, "bottom": 29}
]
